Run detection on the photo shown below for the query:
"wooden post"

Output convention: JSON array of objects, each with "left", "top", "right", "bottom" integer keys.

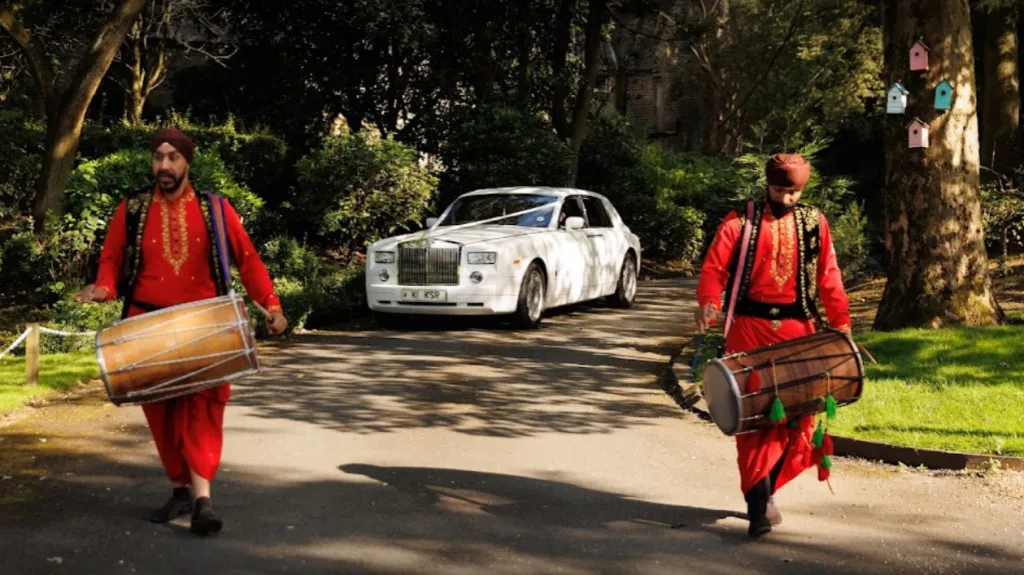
[{"left": 25, "top": 323, "right": 39, "bottom": 386}]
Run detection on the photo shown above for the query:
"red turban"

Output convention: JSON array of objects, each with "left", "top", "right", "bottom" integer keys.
[
  {"left": 765, "top": 153, "right": 811, "bottom": 190},
  {"left": 150, "top": 127, "right": 195, "bottom": 163}
]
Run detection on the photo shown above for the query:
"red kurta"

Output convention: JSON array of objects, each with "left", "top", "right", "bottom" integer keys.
[
  {"left": 697, "top": 203, "right": 851, "bottom": 495},
  {"left": 94, "top": 185, "right": 280, "bottom": 483}
]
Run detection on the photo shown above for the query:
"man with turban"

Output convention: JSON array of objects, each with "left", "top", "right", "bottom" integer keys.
[
  {"left": 694, "top": 153, "right": 852, "bottom": 537},
  {"left": 76, "top": 127, "right": 288, "bottom": 536}
]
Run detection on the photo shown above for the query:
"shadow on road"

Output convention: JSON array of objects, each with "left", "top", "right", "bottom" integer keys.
[
  {"left": 230, "top": 281, "right": 696, "bottom": 437},
  {"left": 2, "top": 432, "right": 1020, "bottom": 575}
]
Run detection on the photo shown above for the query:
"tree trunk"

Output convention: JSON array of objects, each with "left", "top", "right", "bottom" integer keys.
[
  {"left": 25, "top": 0, "right": 147, "bottom": 229},
  {"left": 699, "top": 0, "right": 733, "bottom": 156},
  {"left": 874, "top": 0, "right": 1004, "bottom": 330},
  {"left": 549, "top": 0, "right": 575, "bottom": 140},
  {"left": 980, "top": 4, "right": 1020, "bottom": 171},
  {"left": 565, "top": 0, "right": 609, "bottom": 184},
  {"left": 128, "top": 83, "right": 146, "bottom": 125}
]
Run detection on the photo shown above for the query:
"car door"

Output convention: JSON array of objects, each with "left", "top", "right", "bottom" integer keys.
[
  {"left": 580, "top": 195, "right": 619, "bottom": 296},
  {"left": 550, "top": 196, "right": 594, "bottom": 305}
]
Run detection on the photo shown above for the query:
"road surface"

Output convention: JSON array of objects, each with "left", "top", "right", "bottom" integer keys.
[{"left": 1, "top": 279, "right": 1021, "bottom": 574}]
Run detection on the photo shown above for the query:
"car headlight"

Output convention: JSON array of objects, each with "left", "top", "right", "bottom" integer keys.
[
  {"left": 374, "top": 251, "right": 396, "bottom": 264},
  {"left": 467, "top": 252, "right": 497, "bottom": 265}
]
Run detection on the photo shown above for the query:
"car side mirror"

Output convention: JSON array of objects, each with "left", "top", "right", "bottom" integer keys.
[
  {"left": 426, "top": 217, "right": 438, "bottom": 228},
  {"left": 565, "top": 216, "right": 585, "bottom": 231}
]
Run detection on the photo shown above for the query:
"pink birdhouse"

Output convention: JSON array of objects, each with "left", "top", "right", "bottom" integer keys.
[
  {"left": 910, "top": 40, "right": 930, "bottom": 71},
  {"left": 908, "top": 118, "right": 929, "bottom": 149}
]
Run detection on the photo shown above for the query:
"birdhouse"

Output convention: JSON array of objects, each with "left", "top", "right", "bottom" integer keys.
[
  {"left": 910, "top": 40, "right": 930, "bottom": 71},
  {"left": 934, "top": 80, "right": 953, "bottom": 110},
  {"left": 887, "top": 82, "right": 909, "bottom": 114},
  {"left": 908, "top": 118, "right": 929, "bottom": 149}
]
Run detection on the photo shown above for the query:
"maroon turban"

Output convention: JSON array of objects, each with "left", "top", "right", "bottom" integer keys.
[
  {"left": 765, "top": 153, "right": 811, "bottom": 190},
  {"left": 150, "top": 127, "right": 195, "bottom": 163}
]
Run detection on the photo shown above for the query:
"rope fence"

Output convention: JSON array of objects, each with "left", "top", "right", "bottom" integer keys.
[{"left": 0, "top": 324, "right": 97, "bottom": 386}]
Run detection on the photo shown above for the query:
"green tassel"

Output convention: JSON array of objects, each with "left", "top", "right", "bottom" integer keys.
[
  {"left": 821, "top": 454, "right": 832, "bottom": 469},
  {"left": 769, "top": 396, "right": 786, "bottom": 424},
  {"left": 812, "top": 421, "right": 825, "bottom": 448},
  {"left": 826, "top": 394, "right": 838, "bottom": 420}
]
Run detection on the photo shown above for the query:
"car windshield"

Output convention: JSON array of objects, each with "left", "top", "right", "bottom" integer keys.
[{"left": 438, "top": 194, "right": 558, "bottom": 228}]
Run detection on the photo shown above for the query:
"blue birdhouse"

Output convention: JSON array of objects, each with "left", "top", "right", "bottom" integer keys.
[
  {"left": 934, "top": 80, "right": 953, "bottom": 111},
  {"left": 887, "top": 82, "right": 909, "bottom": 114}
]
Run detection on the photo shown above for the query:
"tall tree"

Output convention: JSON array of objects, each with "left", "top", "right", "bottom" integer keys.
[
  {"left": 978, "top": 0, "right": 1020, "bottom": 171},
  {"left": 113, "top": 0, "right": 235, "bottom": 125},
  {"left": 0, "top": 0, "right": 147, "bottom": 229},
  {"left": 550, "top": 0, "right": 612, "bottom": 185},
  {"left": 875, "top": 0, "right": 1003, "bottom": 330}
]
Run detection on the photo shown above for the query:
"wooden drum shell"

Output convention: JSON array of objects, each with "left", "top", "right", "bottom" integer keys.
[
  {"left": 702, "top": 329, "right": 865, "bottom": 436},
  {"left": 96, "top": 294, "right": 260, "bottom": 406}
]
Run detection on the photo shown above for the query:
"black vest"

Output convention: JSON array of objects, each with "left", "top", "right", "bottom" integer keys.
[
  {"left": 119, "top": 188, "right": 232, "bottom": 317},
  {"left": 723, "top": 201, "right": 823, "bottom": 322}
]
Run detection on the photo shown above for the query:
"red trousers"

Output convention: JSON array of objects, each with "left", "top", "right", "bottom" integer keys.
[
  {"left": 141, "top": 384, "right": 230, "bottom": 484},
  {"left": 727, "top": 316, "right": 817, "bottom": 495}
]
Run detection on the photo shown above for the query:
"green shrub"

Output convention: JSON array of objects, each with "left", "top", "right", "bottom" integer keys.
[
  {"left": 245, "top": 265, "right": 365, "bottom": 336},
  {"left": 435, "top": 102, "right": 573, "bottom": 207},
  {"left": 294, "top": 128, "right": 437, "bottom": 258},
  {"left": 830, "top": 200, "right": 869, "bottom": 280},
  {"left": 0, "top": 110, "right": 43, "bottom": 218},
  {"left": 41, "top": 296, "right": 122, "bottom": 354},
  {"left": 260, "top": 236, "right": 322, "bottom": 283},
  {"left": 578, "top": 115, "right": 739, "bottom": 263}
]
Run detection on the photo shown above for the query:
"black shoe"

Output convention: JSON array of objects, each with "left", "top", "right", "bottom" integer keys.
[
  {"left": 190, "top": 497, "right": 223, "bottom": 536},
  {"left": 149, "top": 488, "right": 193, "bottom": 524},
  {"left": 748, "top": 512, "right": 773, "bottom": 538},
  {"left": 744, "top": 477, "right": 773, "bottom": 538}
]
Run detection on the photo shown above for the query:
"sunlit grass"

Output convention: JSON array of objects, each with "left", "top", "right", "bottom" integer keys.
[
  {"left": 830, "top": 327, "right": 1024, "bottom": 456},
  {"left": 0, "top": 352, "right": 98, "bottom": 414}
]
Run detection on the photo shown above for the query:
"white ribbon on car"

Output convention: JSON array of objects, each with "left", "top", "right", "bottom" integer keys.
[{"left": 409, "top": 201, "right": 562, "bottom": 243}]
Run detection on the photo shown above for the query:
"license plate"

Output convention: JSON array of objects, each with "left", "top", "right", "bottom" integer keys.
[{"left": 400, "top": 289, "right": 447, "bottom": 302}]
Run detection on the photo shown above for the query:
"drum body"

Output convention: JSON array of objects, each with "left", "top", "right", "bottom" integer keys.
[
  {"left": 701, "top": 329, "right": 865, "bottom": 436},
  {"left": 96, "top": 294, "right": 261, "bottom": 406}
]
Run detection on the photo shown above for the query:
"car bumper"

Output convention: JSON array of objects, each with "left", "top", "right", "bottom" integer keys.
[{"left": 366, "top": 283, "right": 520, "bottom": 315}]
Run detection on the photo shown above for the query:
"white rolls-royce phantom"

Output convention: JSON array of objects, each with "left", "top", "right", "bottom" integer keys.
[{"left": 365, "top": 187, "right": 642, "bottom": 328}]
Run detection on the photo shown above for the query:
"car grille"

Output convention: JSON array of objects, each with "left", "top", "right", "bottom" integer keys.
[{"left": 398, "top": 246, "right": 460, "bottom": 286}]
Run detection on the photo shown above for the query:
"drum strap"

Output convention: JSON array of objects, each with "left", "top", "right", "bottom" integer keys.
[
  {"left": 203, "top": 191, "right": 233, "bottom": 294},
  {"left": 723, "top": 201, "right": 755, "bottom": 339}
]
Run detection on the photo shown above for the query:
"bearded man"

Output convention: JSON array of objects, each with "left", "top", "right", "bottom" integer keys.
[
  {"left": 695, "top": 153, "right": 853, "bottom": 537},
  {"left": 77, "top": 128, "right": 288, "bottom": 535}
]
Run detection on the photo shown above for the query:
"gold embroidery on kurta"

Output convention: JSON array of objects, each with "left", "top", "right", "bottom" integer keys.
[
  {"left": 157, "top": 191, "right": 193, "bottom": 275},
  {"left": 769, "top": 214, "right": 795, "bottom": 291}
]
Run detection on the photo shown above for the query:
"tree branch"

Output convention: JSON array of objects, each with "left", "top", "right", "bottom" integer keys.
[
  {"left": 0, "top": 6, "right": 57, "bottom": 117},
  {"left": 65, "top": 0, "right": 147, "bottom": 117},
  {"left": 720, "top": 0, "right": 807, "bottom": 126}
]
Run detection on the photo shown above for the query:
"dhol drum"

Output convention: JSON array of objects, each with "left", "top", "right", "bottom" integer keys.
[
  {"left": 701, "top": 329, "right": 865, "bottom": 436},
  {"left": 96, "top": 293, "right": 261, "bottom": 406}
]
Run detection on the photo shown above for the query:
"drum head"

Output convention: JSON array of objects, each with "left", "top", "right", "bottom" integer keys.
[{"left": 702, "top": 360, "right": 742, "bottom": 436}]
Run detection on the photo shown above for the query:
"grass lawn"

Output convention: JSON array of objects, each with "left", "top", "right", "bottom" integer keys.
[
  {"left": 830, "top": 326, "right": 1024, "bottom": 457},
  {"left": 0, "top": 351, "right": 99, "bottom": 415}
]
